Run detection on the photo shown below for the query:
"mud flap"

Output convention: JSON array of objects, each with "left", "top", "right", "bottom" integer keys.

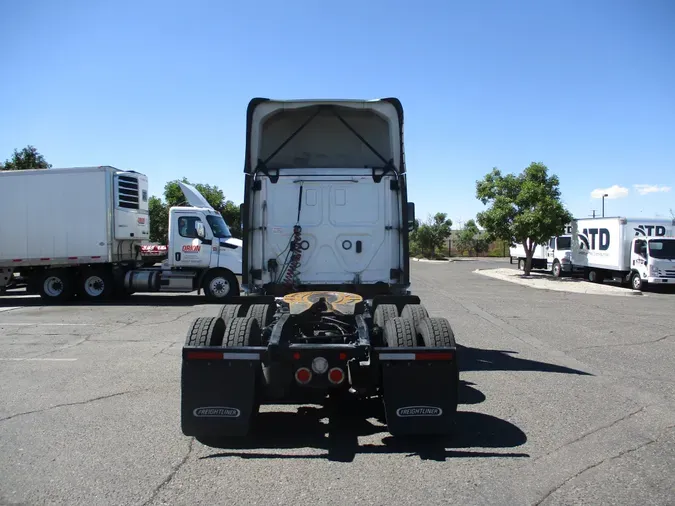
[
  {"left": 377, "top": 349, "right": 458, "bottom": 436},
  {"left": 180, "top": 347, "right": 260, "bottom": 437}
]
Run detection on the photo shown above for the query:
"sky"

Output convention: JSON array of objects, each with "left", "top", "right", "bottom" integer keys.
[{"left": 1, "top": 0, "right": 674, "bottom": 228}]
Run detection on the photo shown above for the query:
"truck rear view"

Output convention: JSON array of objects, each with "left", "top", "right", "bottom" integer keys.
[{"left": 180, "top": 98, "right": 460, "bottom": 444}]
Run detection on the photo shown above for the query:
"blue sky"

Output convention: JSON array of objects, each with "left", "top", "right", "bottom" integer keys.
[{"left": 1, "top": 0, "right": 674, "bottom": 228}]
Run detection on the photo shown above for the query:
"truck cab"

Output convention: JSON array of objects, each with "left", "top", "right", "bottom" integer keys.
[
  {"left": 546, "top": 234, "right": 575, "bottom": 277},
  {"left": 629, "top": 236, "right": 675, "bottom": 290}
]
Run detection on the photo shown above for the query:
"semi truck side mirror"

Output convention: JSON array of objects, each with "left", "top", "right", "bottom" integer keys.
[{"left": 407, "top": 202, "right": 416, "bottom": 231}]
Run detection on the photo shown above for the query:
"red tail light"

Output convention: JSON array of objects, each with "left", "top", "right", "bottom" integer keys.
[
  {"left": 295, "top": 367, "right": 312, "bottom": 384},
  {"left": 328, "top": 367, "right": 344, "bottom": 385}
]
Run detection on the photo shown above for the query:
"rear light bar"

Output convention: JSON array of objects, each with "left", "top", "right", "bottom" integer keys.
[
  {"left": 378, "top": 352, "right": 454, "bottom": 361},
  {"left": 185, "top": 351, "right": 260, "bottom": 360}
]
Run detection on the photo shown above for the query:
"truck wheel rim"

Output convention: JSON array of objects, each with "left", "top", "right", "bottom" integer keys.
[
  {"left": 633, "top": 276, "right": 640, "bottom": 289},
  {"left": 43, "top": 277, "right": 64, "bottom": 297},
  {"left": 84, "top": 275, "right": 105, "bottom": 297},
  {"left": 209, "top": 277, "right": 230, "bottom": 297}
]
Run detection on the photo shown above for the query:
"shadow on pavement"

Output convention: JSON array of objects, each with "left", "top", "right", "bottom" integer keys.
[
  {"left": 198, "top": 385, "right": 528, "bottom": 463},
  {"left": 458, "top": 344, "right": 593, "bottom": 376}
]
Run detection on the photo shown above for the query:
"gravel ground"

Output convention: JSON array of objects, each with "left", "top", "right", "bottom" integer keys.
[{"left": 0, "top": 258, "right": 673, "bottom": 505}]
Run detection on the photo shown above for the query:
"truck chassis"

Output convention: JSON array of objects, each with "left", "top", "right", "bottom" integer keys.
[{"left": 181, "top": 290, "right": 459, "bottom": 443}]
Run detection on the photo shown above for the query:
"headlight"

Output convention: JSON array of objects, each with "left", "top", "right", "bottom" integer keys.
[{"left": 649, "top": 264, "right": 660, "bottom": 276}]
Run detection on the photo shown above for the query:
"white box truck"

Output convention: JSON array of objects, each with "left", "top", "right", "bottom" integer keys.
[
  {"left": 570, "top": 216, "right": 675, "bottom": 290},
  {"left": 509, "top": 242, "right": 548, "bottom": 270},
  {"left": 0, "top": 166, "right": 242, "bottom": 303}
]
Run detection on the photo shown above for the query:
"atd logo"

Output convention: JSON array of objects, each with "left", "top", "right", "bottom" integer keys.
[{"left": 182, "top": 244, "right": 201, "bottom": 253}]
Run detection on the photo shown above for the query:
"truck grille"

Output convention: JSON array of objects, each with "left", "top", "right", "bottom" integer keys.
[
  {"left": 117, "top": 175, "right": 139, "bottom": 210},
  {"left": 665, "top": 270, "right": 675, "bottom": 278}
]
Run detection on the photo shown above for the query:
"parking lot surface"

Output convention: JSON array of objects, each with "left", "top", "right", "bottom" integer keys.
[{"left": 1, "top": 258, "right": 673, "bottom": 505}]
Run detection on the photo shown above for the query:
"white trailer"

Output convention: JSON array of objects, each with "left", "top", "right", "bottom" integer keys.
[
  {"left": 0, "top": 166, "right": 242, "bottom": 303},
  {"left": 570, "top": 216, "right": 675, "bottom": 290}
]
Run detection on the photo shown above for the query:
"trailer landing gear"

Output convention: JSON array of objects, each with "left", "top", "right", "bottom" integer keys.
[{"left": 180, "top": 291, "right": 459, "bottom": 444}]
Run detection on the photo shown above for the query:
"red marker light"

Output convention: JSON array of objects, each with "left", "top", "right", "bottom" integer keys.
[
  {"left": 328, "top": 367, "right": 344, "bottom": 385},
  {"left": 295, "top": 367, "right": 312, "bottom": 384},
  {"left": 339, "top": 352, "right": 347, "bottom": 360}
]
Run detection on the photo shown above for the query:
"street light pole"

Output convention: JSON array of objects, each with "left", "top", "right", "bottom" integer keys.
[{"left": 602, "top": 193, "right": 608, "bottom": 217}]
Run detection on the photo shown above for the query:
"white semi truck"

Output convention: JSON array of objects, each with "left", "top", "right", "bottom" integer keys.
[
  {"left": 0, "top": 166, "right": 242, "bottom": 303},
  {"left": 568, "top": 216, "right": 675, "bottom": 290}
]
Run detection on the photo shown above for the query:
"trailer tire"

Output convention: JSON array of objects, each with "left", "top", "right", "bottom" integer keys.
[
  {"left": 417, "top": 317, "right": 457, "bottom": 348},
  {"left": 246, "top": 303, "right": 275, "bottom": 329},
  {"left": 383, "top": 317, "right": 416, "bottom": 348},
  {"left": 79, "top": 267, "right": 114, "bottom": 301},
  {"left": 38, "top": 269, "right": 75, "bottom": 303},
  {"left": 224, "top": 316, "right": 262, "bottom": 347},
  {"left": 218, "top": 304, "right": 246, "bottom": 326},
  {"left": 202, "top": 269, "right": 239, "bottom": 303},
  {"left": 184, "top": 316, "right": 226, "bottom": 347},
  {"left": 374, "top": 303, "right": 399, "bottom": 329}
]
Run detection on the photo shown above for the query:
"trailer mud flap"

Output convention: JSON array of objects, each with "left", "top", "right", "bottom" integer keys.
[
  {"left": 377, "top": 348, "right": 458, "bottom": 436},
  {"left": 180, "top": 347, "right": 261, "bottom": 438}
]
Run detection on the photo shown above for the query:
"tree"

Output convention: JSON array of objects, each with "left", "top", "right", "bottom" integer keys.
[
  {"left": 411, "top": 212, "right": 453, "bottom": 259},
  {"left": 475, "top": 162, "right": 573, "bottom": 275},
  {"left": 456, "top": 219, "right": 480, "bottom": 256},
  {"left": 0, "top": 145, "right": 51, "bottom": 171},
  {"left": 148, "top": 196, "right": 169, "bottom": 243}
]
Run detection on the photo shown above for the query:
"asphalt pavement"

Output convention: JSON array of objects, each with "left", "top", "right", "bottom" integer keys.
[{"left": 1, "top": 258, "right": 673, "bottom": 505}]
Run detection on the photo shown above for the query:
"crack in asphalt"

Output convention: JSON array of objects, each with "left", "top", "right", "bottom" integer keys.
[
  {"left": 534, "top": 438, "right": 658, "bottom": 505},
  {"left": 531, "top": 405, "right": 650, "bottom": 464},
  {"left": 571, "top": 334, "right": 673, "bottom": 351},
  {"left": 142, "top": 437, "right": 195, "bottom": 506},
  {"left": 0, "top": 389, "right": 145, "bottom": 422}
]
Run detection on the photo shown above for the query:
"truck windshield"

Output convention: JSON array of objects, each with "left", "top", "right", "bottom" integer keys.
[
  {"left": 648, "top": 239, "right": 675, "bottom": 260},
  {"left": 206, "top": 215, "right": 232, "bottom": 238},
  {"left": 557, "top": 236, "right": 571, "bottom": 250}
]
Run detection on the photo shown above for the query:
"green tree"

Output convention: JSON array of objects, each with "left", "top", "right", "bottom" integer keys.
[
  {"left": 475, "top": 162, "right": 573, "bottom": 275},
  {"left": 148, "top": 196, "right": 169, "bottom": 243},
  {"left": 456, "top": 219, "right": 480, "bottom": 255},
  {"left": 412, "top": 212, "right": 453, "bottom": 259},
  {"left": 0, "top": 145, "right": 52, "bottom": 171}
]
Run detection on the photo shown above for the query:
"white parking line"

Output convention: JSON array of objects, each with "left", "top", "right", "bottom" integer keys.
[
  {"left": 0, "top": 307, "right": 21, "bottom": 313},
  {"left": 0, "top": 323, "right": 92, "bottom": 326},
  {"left": 0, "top": 358, "right": 78, "bottom": 362}
]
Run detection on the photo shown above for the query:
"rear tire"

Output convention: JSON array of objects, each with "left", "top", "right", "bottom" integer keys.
[
  {"left": 383, "top": 317, "right": 416, "bottom": 348},
  {"left": 401, "top": 304, "right": 429, "bottom": 345},
  {"left": 417, "top": 317, "right": 457, "bottom": 348},
  {"left": 246, "top": 303, "right": 275, "bottom": 329},
  {"left": 184, "top": 316, "right": 226, "bottom": 347},
  {"left": 224, "top": 316, "right": 262, "bottom": 347},
  {"left": 518, "top": 259, "right": 524, "bottom": 270},
  {"left": 218, "top": 304, "right": 245, "bottom": 326},
  {"left": 373, "top": 303, "right": 399, "bottom": 330}
]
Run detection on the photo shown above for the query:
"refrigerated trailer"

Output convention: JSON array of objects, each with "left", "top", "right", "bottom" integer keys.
[
  {"left": 570, "top": 216, "right": 675, "bottom": 290},
  {"left": 0, "top": 166, "right": 242, "bottom": 302},
  {"left": 180, "top": 97, "right": 460, "bottom": 443}
]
